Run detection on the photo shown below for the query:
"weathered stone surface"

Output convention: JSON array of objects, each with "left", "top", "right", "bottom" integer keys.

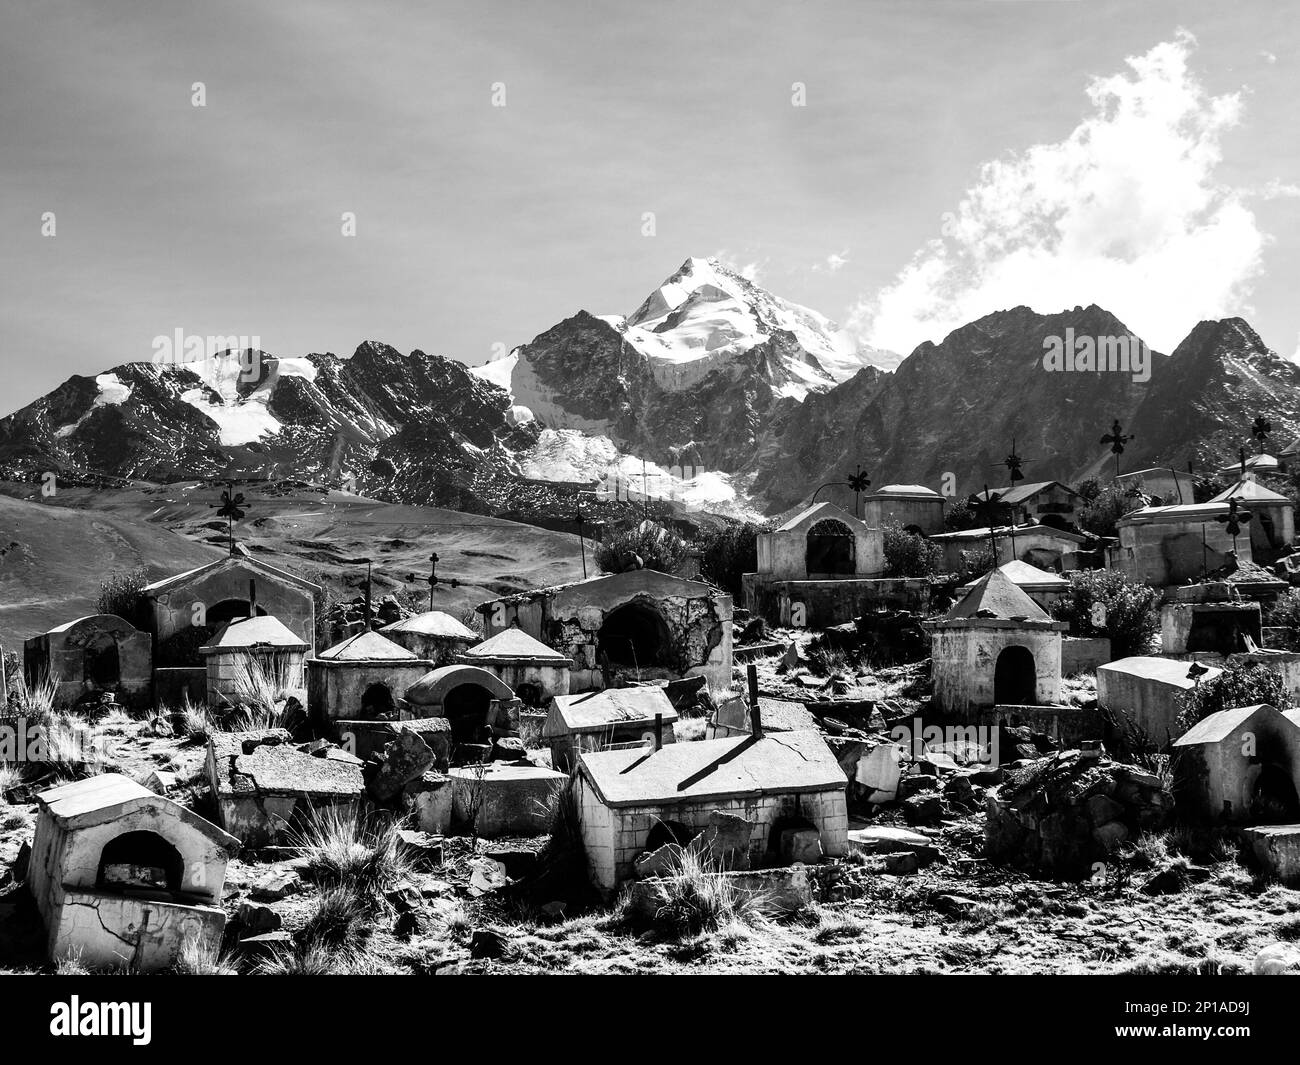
[
  {"left": 237, "top": 901, "right": 282, "bottom": 936},
  {"left": 846, "top": 826, "right": 939, "bottom": 865},
  {"left": 688, "top": 811, "right": 756, "bottom": 870},
  {"left": 986, "top": 751, "right": 1171, "bottom": 878},
  {"left": 396, "top": 828, "right": 443, "bottom": 869},
  {"left": 468, "top": 857, "right": 509, "bottom": 896},
  {"left": 368, "top": 731, "right": 435, "bottom": 803},
  {"left": 634, "top": 843, "right": 682, "bottom": 880},
  {"left": 779, "top": 827, "right": 823, "bottom": 864},
  {"left": 1254, "top": 942, "right": 1300, "bottom": 974},
  {"left": 250, "top": 869, "right": 301, "bottom": 902}
]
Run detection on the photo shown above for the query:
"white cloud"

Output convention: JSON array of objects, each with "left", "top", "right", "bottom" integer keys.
[
  {"left": 712, "top": 249, "right": 768, "bottom": 283},
  {"left": 813, "top": 249, "right": 850, "bottom": 273},
  {"left": 1253, "top": 178, "right": 1300, "bottom": 200},
  {"left": 1261, "top": 51, "right": 1278, "bottom": 64},
  {"left": 848, "top": 31, "right": 1271, "bottom": 358}
]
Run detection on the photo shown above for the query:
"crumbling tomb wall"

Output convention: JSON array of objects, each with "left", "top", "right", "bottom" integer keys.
[{"left": 575, "top": 777, "right": 848, "bottom": 892}]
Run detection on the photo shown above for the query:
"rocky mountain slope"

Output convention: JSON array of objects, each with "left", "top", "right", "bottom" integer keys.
[
  {"left": 0, "top": 343, "right": 538, "bottom": 512},
  {"left": 751, "top": 307, "right": 1300, "bottom": 512},
  {"left": 503, "top": 257, "right": 892, "bottom": 474},
  {"left": 3, "top": 259, "right": 1298, "bottom": 523}
]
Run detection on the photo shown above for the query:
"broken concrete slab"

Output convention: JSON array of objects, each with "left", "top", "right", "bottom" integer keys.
[
  {"left": 845, "top": 825, "right": 940, "bottom": 865},
  {"left": 206, "top": 730, "right": 364, "bottom": 847},
  {"left": 366, "top": 730, "right": 434, "bottom": 803}
]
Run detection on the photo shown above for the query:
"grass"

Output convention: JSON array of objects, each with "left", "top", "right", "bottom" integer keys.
[
  {"left": 9, "top": 671, "right": 59, "bottom": 725},
  {"left": 288, "top": 806, "right": 413, "bottom": 908},
  {"left": 174, "top": 934, "right": 238, "bottom": 975},
  {"left": 626, "top": 848, "right": 774, "bottom": 938},
  {"left": 0, "top": 764, "right": 23, "bottom": 799}
]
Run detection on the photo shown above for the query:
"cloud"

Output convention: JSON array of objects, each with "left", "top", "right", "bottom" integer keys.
[
  {"left": 813, "top": 249, "right": 850, "bottom": 274},
  {"left": 1252, "top": 179, "right": 1300, "bottom": 200},
  {"left": 848, "top": 31, "right": 1271, "bottom": 359},
  {"left": 712, "top": 249, "right": 768, "bottom": 283},
  {"left": 1261, "top": 51, "right": 1278, "bottom": 64}
]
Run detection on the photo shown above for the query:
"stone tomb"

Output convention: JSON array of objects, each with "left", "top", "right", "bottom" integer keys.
[
  {"left": 574, "top": 729, "right": 848, "bottom": 894},
  {"left": 198, "top": 614, "right": 308, "bottom": 707},
  {"left": 1172, "top": 703, "right": 1300, "bottom": 823},
  {"left": 308, "top": 630, "right": 434, "bottom": 731},
  {"left": 1160, "top": 583, "right": 1263, "bottom": 656},
  {"left": 24, "top": 614, "right": 153, "bottom": 711},
  {"left": 380, "top": 610, "right": 479, "bottom": 665},
  {"left": 1096, "top": 656, "right": 1225, "bottom": 748},
  {"left": 29, "top": 774, "right": 238, "bottom": 971},
  {"left": 449, "top": 763, "right": 567, "bottom": 837},
  {"left": 924, "top": 569, "right": 1067, "bottom": 718},
  {"left": 403, "top": 664, "right": 516, "bottom": 745},
  {"left": 206, "top": 729, "right": 364, "bottom": 846},
  {"left": 142, "top": 546, "right": 320, "bottom": 657},
  {"left": 476, "top": 569, "right": 733, "bottom": 693},
  {"left": 544, "top": 686, "right": 678, "bottom": 772},
  {"left": 458, "top": 627, "right": 572, "bottom": 708}
]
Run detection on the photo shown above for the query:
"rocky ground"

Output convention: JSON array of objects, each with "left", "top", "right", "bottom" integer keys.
[{"left": 3, "top": 656, "right": 1298, "bottom": 977}]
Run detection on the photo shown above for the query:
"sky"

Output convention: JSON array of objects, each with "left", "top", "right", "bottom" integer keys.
[{"left": 2, "top": 0, "right": 1299, "bottom": 409}]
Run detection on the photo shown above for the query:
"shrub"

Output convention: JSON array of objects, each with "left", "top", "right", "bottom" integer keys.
[
  {"left": 1176, "top": 664, "right": 1287, "bottom": 734},
  {"left": 959, "top": 544, "right": 996, "bottom": 579},
  {"left": 697, "top": 521, "right": 765, "bottom": 598},
  {"left": 943, "top": 497, "right": 984, "bottom": 532},
  {"left": 1050, "top": 569, "right": 1159, "bottom": 658},
  {"left": 1266, "top": 590, "right": 1300, "bottom": 629},
  {"left": 1076, "top": 484, "right": 1143, "bottom": 538},
  {"left": 882, "top": 523, "right": 943, "bottom": 578},
  {"left": 627, "top": 849, "right": 772, "bottom": 938},
  {"left": 97, "top": 568, "right": 150, "bottom": 627},
  {"left": 595, "top": 523, "right": 688, "bottom": 575}
]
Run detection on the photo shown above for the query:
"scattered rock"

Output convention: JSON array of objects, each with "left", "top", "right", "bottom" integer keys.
[
  {"left": 469, "top": 927, "right": 507, "bottom": 959},
  {"left": 236, "top": 901, "right": 282, "bottom": 936},
  {"left": 468, "top": 857, "right": 509, "bottom": 896},
  {"left": 250, "top": 869, "right": 301, "bottom": 902}
]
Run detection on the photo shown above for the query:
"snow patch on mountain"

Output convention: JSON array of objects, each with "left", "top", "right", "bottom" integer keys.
[
  {"left": 176, "top": 352, "right": 282, "bottom": 446},
  {"left": 55, "top": 373, "right": 133, "bottom": 438},
  {"left": 470, "top": 352, "right": 517, "bottom": 394},
  {"left": 520, "top": 428, "right": 761, "bottom": 520}
]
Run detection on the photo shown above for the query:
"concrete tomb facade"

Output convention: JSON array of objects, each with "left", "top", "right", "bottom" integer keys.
[
  {"left": 308, "top": 630, "right": 433, "bottom": 731},
  {"left": 1096, "top": 656, "right": 1224, "bottom": 748},
  {"left": 1172, "top": 703, "right": 1300, "bottom": 823},
  {"left": 458, "top": 626, "right": 572, "bottom": 707},
  {"left": 25, "top": 614, "right": 153, "bottom": 710},
  {"left": 1111, "top": 502, "right": 1251, "bottom": 587},
  {"left": 544, "top": 686, "right": 678, "bottom": 772},
  {"left": 380, "top": 611, "right": 479, "bottom": 664},
  {"left": 198, "top": 614, "right": 308, "bottom": 707},
  {"left": 476, "top": 569, "right": 733, "bottom": 693},
  {"left": 142, "top": 547, "right": 320, "bottom": 662},
  {"left": 205, "top": 729, "right": 364, "bottom": 846},
  {"left": 403, "top": 664, "right": 516, "bottom": 745},
  {"left": 29, "top": 773, "right": 238, "bottom": 972},
  {"left": 924, "top": 569, "right": 1066, "bottom": 718},
  {"left": 860, "top": 484, "right": 945, "bottom": 536},
  {"left": 574, "top": 729, "right": 848, "bottom": 894}
]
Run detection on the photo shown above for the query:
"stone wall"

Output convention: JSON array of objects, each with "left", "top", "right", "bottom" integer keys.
[
  {"left": 576, "top": 776, "right": 848, "bottom": 892},
  {"left": 741, "top": 575, "right": 930, "bottom": 629}
]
